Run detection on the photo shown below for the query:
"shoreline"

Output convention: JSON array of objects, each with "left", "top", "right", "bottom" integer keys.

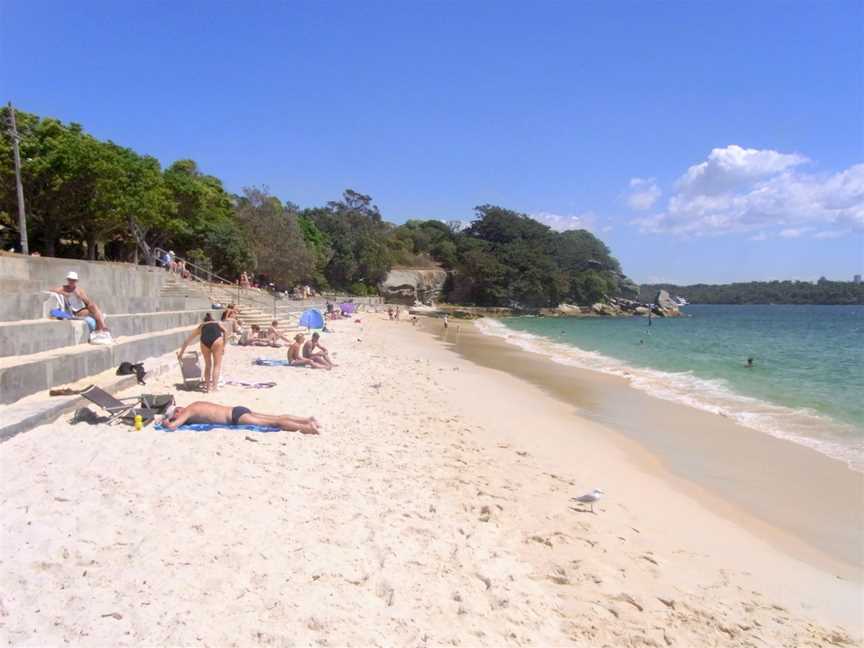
[
  {"left": 421, "top": 317, "right": 863, "bottom": 579},
  {"left": 1, "top": 313, "right": 860, "bottom": 644},
  {"left": 472, "top": 311, "right": 863, "bottom": 474}
]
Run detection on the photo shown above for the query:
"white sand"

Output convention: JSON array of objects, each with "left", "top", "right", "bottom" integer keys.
[{"left": 0, "top": 314, "right": 860, "bottom": 646}]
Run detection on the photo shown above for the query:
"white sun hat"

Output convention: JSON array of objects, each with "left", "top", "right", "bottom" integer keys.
[{"left": 66, "top": 271, "right": 79, "bottom": 281}]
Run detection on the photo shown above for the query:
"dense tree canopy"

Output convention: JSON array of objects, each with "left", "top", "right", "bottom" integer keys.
[
  {"left": 639, "top": 280, "right": 864, "bottom": 305},
  {"left": 1, "top": 107, "right": 635, "bottom": 304}
]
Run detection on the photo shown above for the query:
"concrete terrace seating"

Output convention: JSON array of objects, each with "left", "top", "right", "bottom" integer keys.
[
  {"left": 0, "top": 254, "right": 216, "bottom": 407},
  {"left": 0, "top": 252, "right": 384, "bottom": 432},
  {"left": 158, "top": 273, "right": 383, "bottom": 336},
  {"left": 0, "top": 293, "right": 207, "bottom": 322},
  {"left": 0, "top": 310, "right": 216, "bottom": 358}
]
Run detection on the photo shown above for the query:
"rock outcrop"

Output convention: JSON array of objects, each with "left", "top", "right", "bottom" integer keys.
[
  {"left": 653, "top": 290, "right": 681, "bottom": 317},
  {"left": 655, "top": 289, "right": 677, "bottom": 310},
  {"left": 536, "top": 295, "right": 681, "bottom": 318},
  {"left": 591, "top": 302, "right": 619, "bottom": 317},
  {"left": 380, "top": 267, "right": 448, "bottom": 305}
]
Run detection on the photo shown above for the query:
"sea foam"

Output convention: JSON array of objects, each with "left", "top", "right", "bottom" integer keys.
[{"left": 474, "top": 317, "right": 864, "bottom": 472}]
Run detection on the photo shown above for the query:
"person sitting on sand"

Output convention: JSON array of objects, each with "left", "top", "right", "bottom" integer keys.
[
  {"left": 163, "top": 401, "right": 319, "bottom": 434},
  {"left": 177, "top": 313, "right": 228, "bottom": 392},
  {"left": 52, "top": 271, "right": 111, "bottom": 339},
  {"left": 302, "top": 332, "right": 333, "bottom": 369},
  {"left": 241, "top": 324, "right": 271, "bottom": 347},
  {"left": 221, "top": 305, "right": 244, "bottom": 340},
  {"left": 288, "top": 334, "right": 331, "bottom": 369},
  {"left": 266, "top": 320, "right": 293, "bottom": 347}
]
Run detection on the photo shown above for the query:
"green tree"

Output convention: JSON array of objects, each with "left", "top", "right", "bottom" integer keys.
[
  {"left": 0, "top": 112, "right": 97, "bottom": 255},
  {"left": 307, "top": 189, "right": 393, "bottom": 290},
  {"left": 234, "top": 187, "right": 314, "bottom": 288}
]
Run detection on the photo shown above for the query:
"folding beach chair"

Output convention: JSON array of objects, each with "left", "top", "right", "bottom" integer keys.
[
  {"left": 80, "top": 385, "right": 138, "bottom": 423},
  {"left": 179, "top": 351, "right": 203, "bottom": 389},
  {"left": 79, "top": 385, "right": 172, "bottom": 426}
]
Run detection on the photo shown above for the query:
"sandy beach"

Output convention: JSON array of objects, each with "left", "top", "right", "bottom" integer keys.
[{"left": 1, "top": 313, "right": 861, "bottom": 647}]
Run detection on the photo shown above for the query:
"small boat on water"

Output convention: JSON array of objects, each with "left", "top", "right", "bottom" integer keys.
[{"left": 673, "top": 296, "right": 689, "bottom": 306}]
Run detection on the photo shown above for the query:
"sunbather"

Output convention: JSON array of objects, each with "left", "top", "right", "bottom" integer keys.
[
  {"left": 288, "top": 334, "right": 330, "bottom": 369},
  {"left": 177, "top": 314, "right": 228, "bottom": 392},
  {"left": 266, "top": 320, "right": 293, "bottom": 347},
  {"left": 163, "top": 401, "right": 319, "bottom": 434},
  {"left": 302, "top": 332, "right": 334, "bottom": 368}
]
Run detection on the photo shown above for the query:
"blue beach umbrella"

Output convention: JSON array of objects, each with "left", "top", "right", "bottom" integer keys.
[{"left": 299, "top": 308, "right": 324, "bottom": 329}]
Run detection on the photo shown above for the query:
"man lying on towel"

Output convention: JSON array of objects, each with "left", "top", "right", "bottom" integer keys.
[{"left": 163, "top": 401, "right": 319, "bottom": 434}]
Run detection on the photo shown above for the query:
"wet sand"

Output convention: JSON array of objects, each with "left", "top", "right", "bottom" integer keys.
[{"left": 426, "top": 317, "right": 864, "bottom": 578}]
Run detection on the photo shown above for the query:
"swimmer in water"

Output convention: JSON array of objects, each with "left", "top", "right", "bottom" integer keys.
[{"left": 746, "top": 357, "right": 754, "bottom": 368}]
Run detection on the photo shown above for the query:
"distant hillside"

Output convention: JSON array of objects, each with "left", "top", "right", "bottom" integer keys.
[{"left": 638, "top": 279, "right": 864, "bottom": 305}]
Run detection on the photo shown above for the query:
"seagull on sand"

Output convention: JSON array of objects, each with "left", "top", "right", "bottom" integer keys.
[{"left": 572, "top": 488, "right": 604, "bottom": 513}]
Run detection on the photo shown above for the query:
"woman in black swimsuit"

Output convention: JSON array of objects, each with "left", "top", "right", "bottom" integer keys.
[{"left": 177, "top": 313, "right": 227, "bottom": 392}]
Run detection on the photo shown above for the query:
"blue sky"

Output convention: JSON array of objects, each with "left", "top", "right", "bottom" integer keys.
[{"left": 1, "top": 1, "right": 861, "bottom": 283}]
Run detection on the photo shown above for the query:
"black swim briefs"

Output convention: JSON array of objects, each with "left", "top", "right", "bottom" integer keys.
[{"left": 231, "top": 406, "right": 251, "bottom": 425}]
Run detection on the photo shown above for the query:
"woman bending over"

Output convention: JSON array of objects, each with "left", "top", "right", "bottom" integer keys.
[{"left": 178, "top": 313, "right": 227, "bottom": 392}]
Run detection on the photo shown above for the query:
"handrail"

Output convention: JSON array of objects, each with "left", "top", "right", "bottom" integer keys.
[
  {"left": 152, "top": 247, "right": 383, "bottom": 313},
  {"left": 152, "top": 246, "right": 273, "bottom": 309}
]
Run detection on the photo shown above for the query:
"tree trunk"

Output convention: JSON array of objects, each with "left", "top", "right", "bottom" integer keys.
[
  {"left": 43, "top": 219, "right": 59, "bottom": 257},
  {"left": 87, "top": 233, "right": 97, "bottom": 260}
]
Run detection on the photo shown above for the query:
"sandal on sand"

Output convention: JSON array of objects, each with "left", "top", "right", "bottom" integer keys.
[{"left": 50, "top": 387, "right": 84, "bottom": 396}]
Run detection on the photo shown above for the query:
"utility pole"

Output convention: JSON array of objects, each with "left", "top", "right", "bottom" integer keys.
[{"left": 7, "top": 103, "right": 28, "bottom": 255}]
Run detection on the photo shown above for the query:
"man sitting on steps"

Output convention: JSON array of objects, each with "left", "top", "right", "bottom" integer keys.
[{"left": 52, "top": 271, "right": 112, "bottom": 343}]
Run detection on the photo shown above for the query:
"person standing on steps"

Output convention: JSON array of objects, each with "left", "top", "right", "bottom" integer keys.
[{"left": 177, "top": 313, "right": 228, "bottom": 392}]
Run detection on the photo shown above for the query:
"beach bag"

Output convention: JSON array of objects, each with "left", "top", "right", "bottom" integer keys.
[
  {"left": 90, "top": 330, "right": 113, "bottom": 345},
  {"left": 116, "top": 361, "right": 147, "bottom": 385},
  {"left": 117, "top": 394, "right": 174, "bottom": 427},
  {"left": 139, "top": 393, "right": 175, "bottom": 414}
]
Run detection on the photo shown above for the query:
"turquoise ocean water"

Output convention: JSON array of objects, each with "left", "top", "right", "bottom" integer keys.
[{"left": 476, "top": 305, "right": 863, "bottom": 471}]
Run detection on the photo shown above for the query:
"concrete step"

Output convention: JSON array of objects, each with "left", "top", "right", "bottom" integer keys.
[
  {"left": 0, "top": 349, "right": 182, "bottom": 442},
  {"left": 0, "top": 309, "right": 221, "bottom": 358},
  {"left": 0, "top": 254, "right": 167, "bottom": 298},
  {"left": 0, "top": 278, "right": 59, "bottom": 293},
  {"left": 0, "top": 293, "right": 212, "bottom": 322},
  {"left": 0, "top": 324, "right": 199, "bottom": 405}
]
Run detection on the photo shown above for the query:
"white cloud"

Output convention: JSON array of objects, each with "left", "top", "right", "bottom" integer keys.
[
  {"left": 532, "top": 210, "right": 598, "bottom": 232},
  {"left": 626, "top": 177, "right": 662, "bottom": 210},
  {"left": 632, "top": 145, "right": 864, "bottom": 238},
  {"left": 676, "top": 145, "right": 808, "bottom": 196},
  {"left": 814, "top": 229, "right": 850, "bottom": 240},
  {"left": 779, "top": 227, "right": 810, "bottom": 238}
]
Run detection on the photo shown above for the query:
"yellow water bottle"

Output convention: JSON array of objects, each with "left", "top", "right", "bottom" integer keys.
[{"left": 134, "top": 414, "right": 143, "bottom": 431}]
